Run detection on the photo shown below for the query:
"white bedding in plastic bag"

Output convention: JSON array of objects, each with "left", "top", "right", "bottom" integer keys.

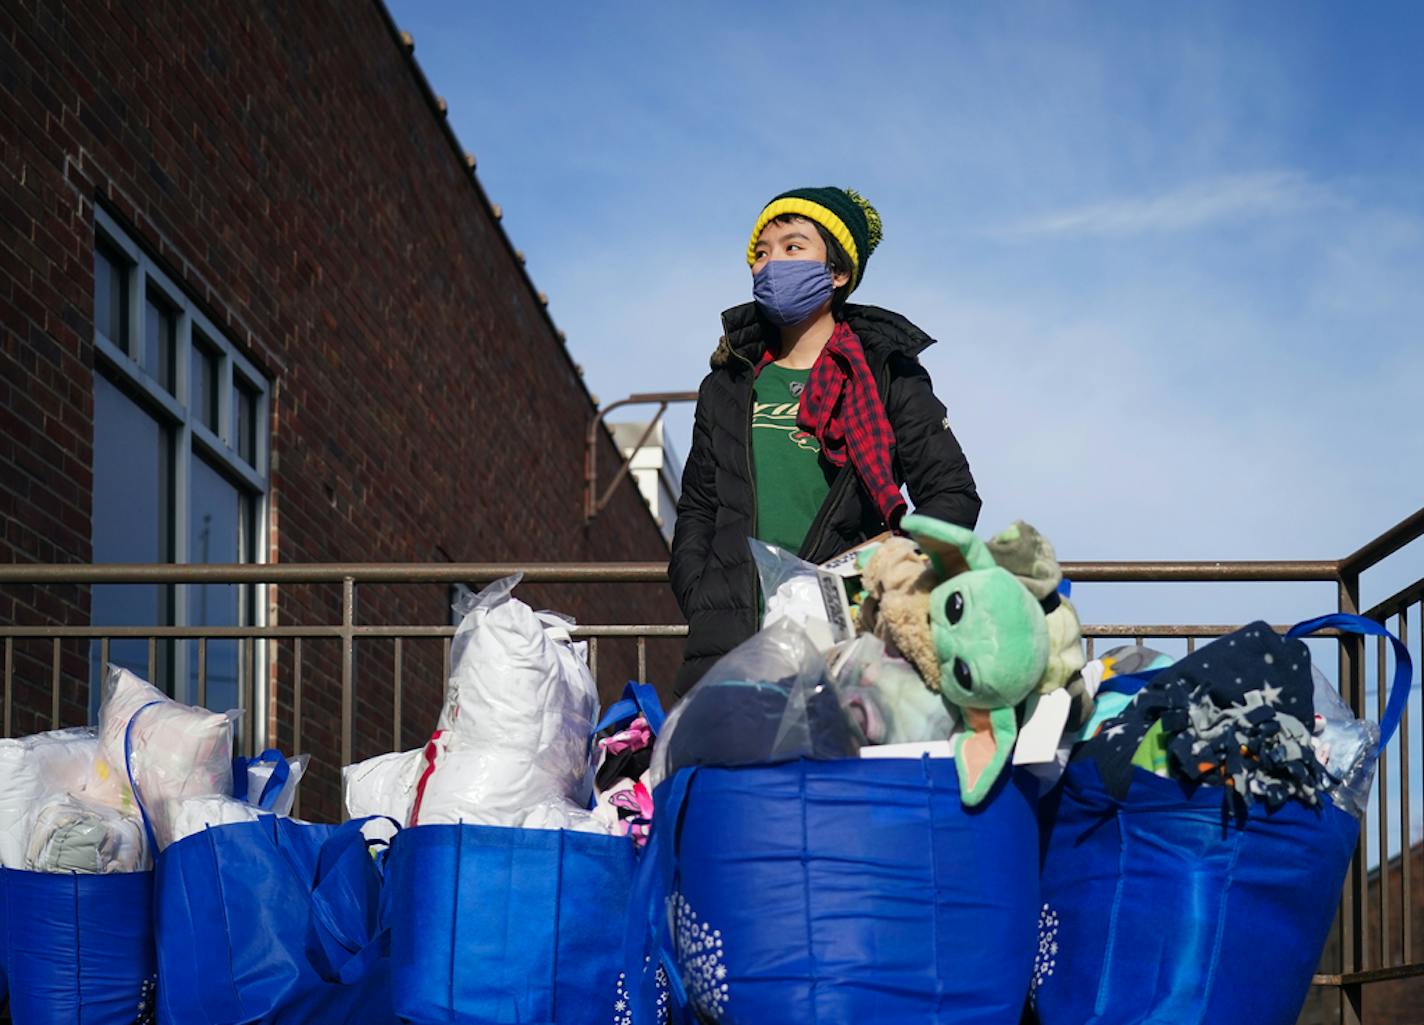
[
  {"left": 88, "top": 666, "right": 235, "bottom": 848},
  {"left": 26, "top": 794, "right": 147, "bottom": 874},
  {"left": 410, "top": 736, "right": 611, "bottom": 834},
  {"left": 0, "top": 727, "right": 101, "bottom": 868},
  {"left": 167, "top": 795, "right": 266, "bottom": 844},
  {"left": 342, "top": 748, "right": 425, "bottom": 822},
  {"left": 419, "top": 575, "right": 602, "bottom": 831}
]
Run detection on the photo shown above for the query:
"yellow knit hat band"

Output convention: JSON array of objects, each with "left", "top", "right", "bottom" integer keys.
[{"left": 745, "top": 198, "right": 860, "bottom": 280}]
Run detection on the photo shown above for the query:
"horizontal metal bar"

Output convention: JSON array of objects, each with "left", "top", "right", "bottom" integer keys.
[
  {"left": 1080, "top": 624, "right": 1341, "bottom": 639},
  {"left": 1061, "top": 561, "right": 1340, "bottom": 583},
  {"left": 5, "top": 623, "right": 1337, "bottom": 642},
  {"left": 621, "top": 391, "right": 701, "bottom": 405},
  {"left": 0, "top": 563, "right": 673, "bottom": 584},
  {"left": 1340, "top": 505, "right": 1424, "bottom": 577},
  {"left": 0, "top": 559, "right": 1344, "bottom": 586},
  {"left": 0, "top": 624, "right": 690, "bottom": 640},
  {"left": 1313, "top": 961, "right": 1424, "bottom": 987},
  {"left": 1364, "top": 577, "right": 1424, "bottom": 624}
]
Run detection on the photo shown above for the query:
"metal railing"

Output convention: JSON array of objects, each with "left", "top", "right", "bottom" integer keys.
[{"left": 1, "top": 506, "right": 1421, "bottom": 1022}]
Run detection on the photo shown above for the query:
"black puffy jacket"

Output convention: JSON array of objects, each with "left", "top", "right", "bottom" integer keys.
[{"left": 668, "top": 302, "right": 981, "bottom": 698}]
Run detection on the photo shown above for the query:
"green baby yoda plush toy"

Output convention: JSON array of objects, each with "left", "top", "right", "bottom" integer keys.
[{"left": 860, "top": 515, "right": 1057, "bottom": 805}]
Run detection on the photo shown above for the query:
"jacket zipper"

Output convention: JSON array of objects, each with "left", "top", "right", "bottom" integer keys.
[
  {"left": 797, "top": 357, "right": 894, "bottom": 561},
  {"left": 726, "top": 319, "right": 763, "bottom": 619}
]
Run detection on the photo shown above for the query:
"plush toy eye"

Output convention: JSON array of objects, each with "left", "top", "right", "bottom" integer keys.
[
  {"left": 953, "top": 657, "right": 973, "bottom": 691},
  {"left": 945, "top": 590, "right": 965, "bottom": 625}
]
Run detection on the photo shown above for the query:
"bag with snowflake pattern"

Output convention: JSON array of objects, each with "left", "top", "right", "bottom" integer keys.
[
  {"left": 624, "top": 757, "right": 1041, "bottom": 1025},
  {"left": 383, "top": 823, "right": 650, "bottom": 1024},
  {"left": 1034, "top": 614, "right": 1412, "bottom": 1025}
]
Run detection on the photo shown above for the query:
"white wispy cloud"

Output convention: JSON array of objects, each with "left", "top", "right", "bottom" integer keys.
[{"left": 995, "top": 172, "right": 1342, "bottom": 239}]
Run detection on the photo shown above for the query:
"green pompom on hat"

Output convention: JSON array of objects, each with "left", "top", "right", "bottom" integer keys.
[{"left": 746, "top": 186, "right": 884, "bottom": 291}]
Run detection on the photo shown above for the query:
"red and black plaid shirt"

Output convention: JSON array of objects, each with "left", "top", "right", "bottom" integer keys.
[{"left": 757, "top": 321, "right": 906, "bottom": 527}]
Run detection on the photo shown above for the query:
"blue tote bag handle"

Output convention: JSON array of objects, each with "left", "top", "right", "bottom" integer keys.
[
  {"left": 305, "top": 816, "right": 398, "bottom": 986},
  {"left": 624, "top": 767, "right": 697, "bottom": 1023},
  {"left": 123, "top": 699, "right": 166, "bottom": 853},
  {"left": 1288, "top": 613, "right": 1414, "bottom": 751},
  {"left": 232, "top": 748, "right": 292, "bottom": 811},
  {"left": 594, "top": 681, "right": 667, "bottom": 737}
]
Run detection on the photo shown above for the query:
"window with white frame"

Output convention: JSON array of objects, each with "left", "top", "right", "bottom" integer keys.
[{"left": 90, "top": 207, "right": 269, "bottom": 718}]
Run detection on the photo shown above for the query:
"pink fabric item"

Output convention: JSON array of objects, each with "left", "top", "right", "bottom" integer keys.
[
  {"left": 598, "top": 715, "right": 653, "bottom": 757},
  {"left": 608, "top": 780, "right": 653, "bottom": 847}
]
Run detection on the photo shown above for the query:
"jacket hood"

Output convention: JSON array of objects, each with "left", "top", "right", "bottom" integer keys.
[{"left": 710, "top": 302, "right": 936, "bottom": 368}]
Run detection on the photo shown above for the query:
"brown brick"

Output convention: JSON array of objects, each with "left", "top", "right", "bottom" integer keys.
[{"left": 0, "top": 0, "right": 683, "bottom": 822}]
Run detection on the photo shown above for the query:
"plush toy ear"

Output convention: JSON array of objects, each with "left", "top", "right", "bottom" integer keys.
[
  {"left": 987, "top": 520, "right": 1062, "bottom": 601},
  {"left": 900, "top": 514, "right": 994, "bottom": 576}
]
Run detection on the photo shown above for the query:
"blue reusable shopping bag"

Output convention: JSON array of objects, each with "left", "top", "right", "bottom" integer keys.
[
  {"left": 0, "top": 866, "right": 7, "bottom": 1006},
  {"left": 626, "top": 757, "right": 1042, "bottom": 1025},
  {"left": 127, "top": 703, "right": 392, "bottom": 1025},
  {"left": 382, "top": 822, "right": 639, "bottom": 1025},
  {"left": 0, "top": 864, "right": 157, "bottom": 1025},
  {"left": 153, "top": 814, "right": 394, "bottom": 1025},
  {"left": 233, "top": 748, "right": 293, "bottom": 810},
  {"left": 1035, "top": 614, "right": 1413, "bottom": 1025},
  {"left": 0, "top": 706, "right": 159, "bottom": 1023}
]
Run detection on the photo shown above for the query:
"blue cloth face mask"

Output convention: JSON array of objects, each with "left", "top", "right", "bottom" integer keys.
[{"left": 753, "top": 260, "right": 835, "bottom": 327}]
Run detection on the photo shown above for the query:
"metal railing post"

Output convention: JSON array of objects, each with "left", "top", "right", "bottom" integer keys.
[
  {"left": 340, "top": 576, "right": 355, "bottom": 772},
  {"left": 1339, "top": 567, "right": 1366, "bottom": 1023}
]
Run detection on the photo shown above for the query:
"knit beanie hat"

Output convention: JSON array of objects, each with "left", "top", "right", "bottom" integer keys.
[{"left": 746, "top": 186, "right": 884, "bottom": 291}]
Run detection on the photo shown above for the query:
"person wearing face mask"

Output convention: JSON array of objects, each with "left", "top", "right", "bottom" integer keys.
[{"left": 668, "top": 186, "right": 981, "bottom": 699}]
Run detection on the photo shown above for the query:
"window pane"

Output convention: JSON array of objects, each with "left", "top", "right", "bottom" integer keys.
[
  {"left": 93, "top": 245, "right": 129, "bottom": 350},
  {"left": 144, "top": 292, "right": 176, "bottom": 392},
  {"left": 90, "top": 375, "right": 173, "bottom": 708},
  {"left": 190, "top": 334, "right": 219, "bottom": 432},
  {"left": 234, "top": 379, "right": 258, "bottom": 465},
  {"left": 186, "top": 457, "right": 244, "bottom": 713}
]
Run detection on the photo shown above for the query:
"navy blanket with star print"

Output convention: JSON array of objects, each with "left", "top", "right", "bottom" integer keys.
[{"left": 1075, "top": 621, "right": 1323, "bottom": 807}]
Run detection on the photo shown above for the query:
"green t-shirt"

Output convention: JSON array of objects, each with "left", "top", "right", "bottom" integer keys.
[{"left": 752, "top": 363, "right": 835, "bottom": 554}]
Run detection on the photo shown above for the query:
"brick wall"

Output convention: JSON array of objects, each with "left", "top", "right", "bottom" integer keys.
[{"left": 0, "top": 0, "right": 682, "bottom": 819}]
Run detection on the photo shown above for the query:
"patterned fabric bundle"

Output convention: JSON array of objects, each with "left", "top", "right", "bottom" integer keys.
[{"left": 1077, "top": 621, "right": 1323, "bottom": 809}]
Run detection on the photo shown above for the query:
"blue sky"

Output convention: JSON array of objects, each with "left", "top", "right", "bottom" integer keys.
[
  {"left": 389, "top": 2, "right": 1422, "bottom": 559},
  {"left": 388, "top": 2, "right": 1424, "bottom": 853}
]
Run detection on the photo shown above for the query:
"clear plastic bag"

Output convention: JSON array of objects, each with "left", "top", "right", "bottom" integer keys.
[
  {"left": 1311, "top": 666, "right": 1380, "bottom": 818},
  {"left": 650, "top": 619, "right": 860, "bottom": 791},
  {"left": 25, "top": 793, "right": 148, "bottom": 874},
  {"left": 827, "top": 635, "right": 956, "bottom": 745},
  {"left": 750, "top": 539, "right": 852, "bottom": 651},
  {"left": 89, "top": 666, "right": 236, "bottom": 848},
  {"left": 166, "top": 795, "right": 267, "bottom": 846},
  {"left": 422, "top": 576, "right": 601, "bottom": 830},
  {"left": 0, "top": 727, "right": 101, "bottom": 869},
  {"left": 343, "top": 748, "right": 425, "bottom": 822}
]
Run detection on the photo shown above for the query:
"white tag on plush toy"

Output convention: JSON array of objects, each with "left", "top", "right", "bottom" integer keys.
[
  {"left": 818, "top": 532, "right": 894, "bottom": 578},
  {"left": 1013, "top": 689, "right": 1073, "bottom": 765},
  {"left": 860, "top": 740, "right": 954, "bottom": 759}
]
